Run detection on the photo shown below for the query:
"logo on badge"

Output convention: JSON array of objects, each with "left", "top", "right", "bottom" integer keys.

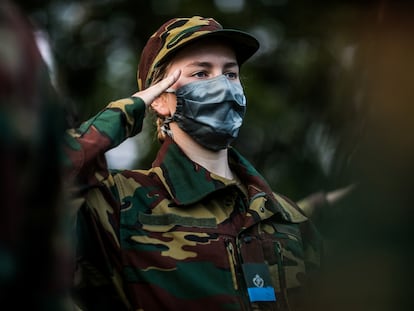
[{"left": 252, "top": 274, "right": 264, "bottom": 288}]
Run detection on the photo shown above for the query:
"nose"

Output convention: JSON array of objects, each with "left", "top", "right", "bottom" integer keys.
[{"left": 210, "top": 70, "right": 223, "bottom": 78}]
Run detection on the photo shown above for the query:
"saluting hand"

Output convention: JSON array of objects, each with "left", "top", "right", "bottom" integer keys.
[{"left": 132, "top": 69, "right": 181, "bottom": 107}]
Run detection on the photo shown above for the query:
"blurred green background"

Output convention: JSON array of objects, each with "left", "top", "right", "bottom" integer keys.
[
  {"left": 12, "top": 1, "right": 414, "bottom": 309},
  {"left": 16, "top": 0, "right": 376, "bottom": 199}
]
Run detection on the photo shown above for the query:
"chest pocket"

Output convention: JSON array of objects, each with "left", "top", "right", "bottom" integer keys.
[{"left": 239, "top": 220, "right": 307, "bottom": 293}]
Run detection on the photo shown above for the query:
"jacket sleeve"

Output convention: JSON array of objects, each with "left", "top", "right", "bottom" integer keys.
[{"left": 62, "top": 96, "right": 146, "bottom": 184}]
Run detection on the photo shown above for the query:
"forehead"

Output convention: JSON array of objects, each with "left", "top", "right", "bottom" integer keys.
[{"left": 170, "top": 38, "right": 237, "bottom": 64}]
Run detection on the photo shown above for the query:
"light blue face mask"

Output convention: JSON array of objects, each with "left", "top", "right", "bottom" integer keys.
[{"left": 163, "top": 75, "right": 246, "bottom": 151}]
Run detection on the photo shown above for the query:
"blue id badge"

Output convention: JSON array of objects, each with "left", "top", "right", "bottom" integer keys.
[{"left": 242, "top": 263, "right": 277, "bottom": 302}]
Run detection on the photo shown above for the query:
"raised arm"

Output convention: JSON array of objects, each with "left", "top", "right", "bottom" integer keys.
[{"left": 62, "top": 69, "right": 181, "bottom": 182}]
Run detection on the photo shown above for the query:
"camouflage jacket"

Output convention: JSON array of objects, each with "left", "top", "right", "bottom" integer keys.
[{"left": 64, "top": 97, "right": 322, "bottom": 311}]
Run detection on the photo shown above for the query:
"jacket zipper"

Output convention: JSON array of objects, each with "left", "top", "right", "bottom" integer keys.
[
  {"left": 225, "top": 238, "right": 252, "bottom": 311},
  {"left": 275, "top": 241, "right": 291, "bottom": 310},
  {"left": 225, "top": 239, "right": 238, "bottom": 291}
]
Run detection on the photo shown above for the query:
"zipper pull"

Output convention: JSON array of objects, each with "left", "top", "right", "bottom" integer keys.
[{"left": 225, "top": 239, "right": 238, "bottom": 291}]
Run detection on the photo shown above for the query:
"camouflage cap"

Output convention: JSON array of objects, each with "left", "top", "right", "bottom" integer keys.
[{"left": 137, "top": 16, "right": 259, "bottom": 90}]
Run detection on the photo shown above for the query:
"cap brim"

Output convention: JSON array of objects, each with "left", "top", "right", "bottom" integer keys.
[
  {"left": 161, "top": 29, "right": 260, "bottom": 67},
  {"left": 201, "top": 29, "right": 260, "bottom": 65}
]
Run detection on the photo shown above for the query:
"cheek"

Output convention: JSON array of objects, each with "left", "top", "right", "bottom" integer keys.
[
  {"left": 171, "top": 75, "right": 195, "bottom": 90},
  {"left": 170, "top": 80, "right": 185, "bottom": 91}
]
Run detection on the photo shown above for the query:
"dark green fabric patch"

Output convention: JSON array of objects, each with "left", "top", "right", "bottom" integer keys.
[{"left": 139, "top": 212, "right": 217, "bottom": 228}]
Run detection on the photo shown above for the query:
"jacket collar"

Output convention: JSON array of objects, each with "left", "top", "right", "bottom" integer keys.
[{"left": 151, "top": 137, "right": 306, "bottom": 222}]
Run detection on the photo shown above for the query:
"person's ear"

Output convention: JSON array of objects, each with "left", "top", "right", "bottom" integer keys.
[{"left": 151, "top": 93, "right": 172, "bottom": 116}]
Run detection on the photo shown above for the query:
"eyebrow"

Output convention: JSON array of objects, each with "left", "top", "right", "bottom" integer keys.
[{"left": 186, "top": 61, "right": 239, "bottom": 69}]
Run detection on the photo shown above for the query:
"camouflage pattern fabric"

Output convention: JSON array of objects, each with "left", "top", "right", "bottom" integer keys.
[
  {"left": 64, "top": 97, "right": 322, "bottom": 310},
  {"left": 137, "top": 16, "right": 259, "bottom": 90}
]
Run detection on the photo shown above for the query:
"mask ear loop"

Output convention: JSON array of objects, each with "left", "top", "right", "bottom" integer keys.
[{"left": 161, "top": 116, "right": 174, "bottom": 138}]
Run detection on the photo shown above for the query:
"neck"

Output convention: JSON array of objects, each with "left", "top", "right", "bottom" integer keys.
[{"left": 169, "top": 123, "right": 234, "bottom": 179}]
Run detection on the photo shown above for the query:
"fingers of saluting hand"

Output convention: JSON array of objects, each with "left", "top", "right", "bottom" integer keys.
[{"left": 132, "top": 69, "right": 181, "bottom": 106}]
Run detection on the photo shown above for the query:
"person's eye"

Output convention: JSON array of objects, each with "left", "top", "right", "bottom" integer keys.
[
  {"left": 224, "top": 72, "right": 238, "bottom": 80},
  {"left": 192, "top": 71, "right": 208, "bottom": 78}
]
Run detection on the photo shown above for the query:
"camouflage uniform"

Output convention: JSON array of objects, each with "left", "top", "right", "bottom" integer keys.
[{"left": 65, "top": 97, "right": 322, "bottom": 310}]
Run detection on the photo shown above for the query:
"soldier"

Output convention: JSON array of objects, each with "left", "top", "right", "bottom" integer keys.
[{"left": 66, "top": 16, "right": 322, "bottom": 310}]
